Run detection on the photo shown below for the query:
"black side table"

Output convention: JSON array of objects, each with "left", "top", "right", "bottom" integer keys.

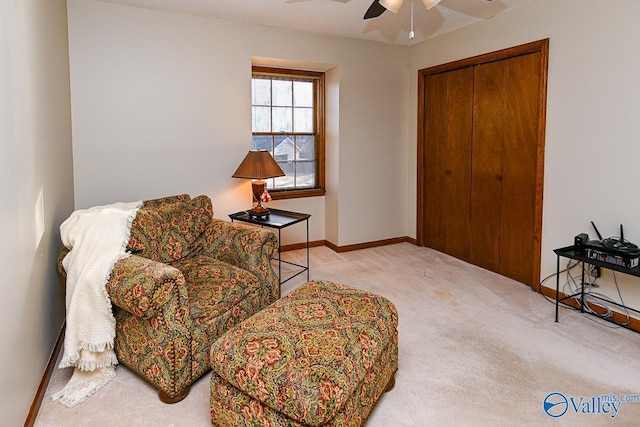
[
  {"left": 553, "top": 245, "right": 640, "bottom": 330},
  {"left": 229, "top": 208, "right": 310, "bottom": 286}
]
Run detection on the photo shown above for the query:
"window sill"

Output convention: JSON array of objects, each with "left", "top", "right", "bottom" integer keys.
[{"left": 270, "top": 188, "right": 326, "bottom": 200}]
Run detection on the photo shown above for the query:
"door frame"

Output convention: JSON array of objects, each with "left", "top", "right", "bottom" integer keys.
[{"left": 417, "top": 39, "right": 549, "bottom": 290}]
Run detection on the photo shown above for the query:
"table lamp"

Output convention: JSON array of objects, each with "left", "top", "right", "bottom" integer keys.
[{"left": 232, "top": 150, "right": 285, "bottom": 219}]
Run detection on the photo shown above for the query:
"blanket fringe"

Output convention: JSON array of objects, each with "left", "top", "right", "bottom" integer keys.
[
  {"left": 75, "top": 356, "right": 119, "bottom": 373},
  {"left": 51, "top": 366, "right": 116, "bottom": 408},
  {"left": 59, "top": 349, "right": 119, "bottom": 371}
]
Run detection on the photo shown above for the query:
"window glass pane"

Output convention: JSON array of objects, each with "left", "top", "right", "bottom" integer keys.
[
  {"left": 274, "top": 136, "right": 295, "bottom": 162},
  {"left": 275, "top": 161, "right": 294, "bottom": 189},
  {"left": 293, "top": 107, "right": 313, "bottom": 133},
  {"left": 295, "top": 161, "right": 315, "bottom": 188},
  {"left": 293, "top": 81, "right": 313, "bottom": 107},
  {"left": 252, "top": 106, "right": 271, "bottom": 132},
  {"left": 252, "top": 135, "right": 273, "bottom": 152},
  {"left": 252, "top": 78, "right": 271, "bottom": 106},
  {"left": 272, "top": 107, "right": 292, "bottom": 133},
  {"left": 265, "top": 177, "right": 275, "bottom": 189},
  {"left": 295, "top": 136, "right": 315, "bottom": 160},
  {"left": 272, "top": 80, "right": 292, "bottom": 107}
]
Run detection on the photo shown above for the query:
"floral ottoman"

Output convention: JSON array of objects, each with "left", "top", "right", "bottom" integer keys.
[{"left": 209, "top": 280, "right": 398, "bottom": 426}]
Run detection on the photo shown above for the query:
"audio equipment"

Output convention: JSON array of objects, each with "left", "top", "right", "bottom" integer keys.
[{"left": 582, "top": 222, "right": 640, "bottom": 268}]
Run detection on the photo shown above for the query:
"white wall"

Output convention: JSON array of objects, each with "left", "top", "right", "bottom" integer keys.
[
  {"left": 0, "top": 0, "right": 74, "bottom": 424},
  {"left": 408, "top": 0, "right": 640, "bottom": 309},
  {"left": 67, "top": 0, "right": 409, "bottom": 247}
]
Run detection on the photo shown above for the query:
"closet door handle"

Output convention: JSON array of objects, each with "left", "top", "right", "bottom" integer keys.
[
  {"left": 495, "top": 174, "right": 503, "bottom": 181},
  {"left": 445, "top": 169, "right": 452, "bottom": 175}
]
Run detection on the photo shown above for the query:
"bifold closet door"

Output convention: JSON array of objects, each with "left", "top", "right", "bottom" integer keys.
[
  {"left": 422, "top": 67, "right": 473, "bottom": 261},
  {"left": 469, "top": 53, "right": 541, "bottom": 284},
  {"left": 418, "top": 39, "right": 548, "bottom": 288},
  {"left": 498, "top": 52, "right": 541, "bottom": 285},
  {"left": 469, "top": 60, "right": 506, "bottom": 272}
]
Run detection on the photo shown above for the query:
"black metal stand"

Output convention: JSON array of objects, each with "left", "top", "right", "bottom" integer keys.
[
  {"left": 229, "top": 208, "right": 310, "bottom": 286},
  {"left": 554, "top": 245, "right": 640, "bottom": 330}
]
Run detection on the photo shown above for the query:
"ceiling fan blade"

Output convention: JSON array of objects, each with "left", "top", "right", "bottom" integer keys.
[
  {"left": 422, "top": 0, "right": 442, "bottom": 10},
  {"left": 364, "top": 0, "right": 387, "bottom": 19},
  {"left": 380, "top": 0, "right": 404, "bottom": 14}
]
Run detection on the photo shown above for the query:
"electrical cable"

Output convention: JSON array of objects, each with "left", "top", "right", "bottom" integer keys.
[
  {"left": 539, "top": 259, "right": 581, "bottom": 306},
  {"left": 546, "top": 258, "right": 631, "bottom": 327},
  {"left": 581, "top": 270, "right": 630, "bottom": 325}
]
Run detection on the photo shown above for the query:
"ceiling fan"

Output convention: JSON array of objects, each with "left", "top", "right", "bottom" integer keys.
[{"left": 364, "top": 0, "right": 441, "bottom": 19}]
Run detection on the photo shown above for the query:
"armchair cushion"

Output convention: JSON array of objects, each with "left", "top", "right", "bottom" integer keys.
[
  {"left": 128, "top": 195, "right": 213, "bottom": 263},
  {"left": 172, "top": 255, "right": 260, "bottom": 323},
  {"left": 142, "top": 193, "right": 191, "bottom": 208},
  {"left": 199, "top": 219, "right": 280, "bottom": 301}
]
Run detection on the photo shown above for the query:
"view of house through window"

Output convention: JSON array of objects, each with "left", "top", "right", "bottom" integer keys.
[{"left": 251, "top": 66, "right": 325, "bottom": 197}]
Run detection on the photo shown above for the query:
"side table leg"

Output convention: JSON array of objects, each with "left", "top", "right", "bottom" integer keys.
[
  {"left": 555, "top": 254, "right": 560, "bottom": 322},
  {"left": 306, "top": 218, "right": 310, "bottom": 281},
  {"left": 278, "top": 228, "right": 282, "bottom": 285},
  {"left": 580, "top": 262, "right": 585, "bottom": 313}
]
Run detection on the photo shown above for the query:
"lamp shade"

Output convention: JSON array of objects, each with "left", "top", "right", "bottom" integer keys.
[
  {"left": 379, "top": 0, "right": 404, "bottom": 14},
  {"left": 422, "top": 0, "right": 441, "bottom": 10},
  {"left": 232, "top": 150, "right": 285, "bottom": 180}
]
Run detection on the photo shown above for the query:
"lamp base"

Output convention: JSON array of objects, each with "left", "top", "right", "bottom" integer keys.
[
  {"left": 248, "top": 205, "right": 270, "bottom": 220},
  {"left": 248, "top": 180, "right": 270, "bottom": 219}
]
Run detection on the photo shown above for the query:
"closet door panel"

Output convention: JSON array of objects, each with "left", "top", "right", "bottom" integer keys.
[
  {"left": 444, "top": 67, "right": 473, "bottom": 261},
  {"left": 423, "top": 73, "right": 449, "bottom": 252},
  {"left": 418, "top": 39, "right": 548, "bottom": 288},
  {"left": 470, "top": 61, "right": 506, "bottom": 272},
  {"left": 500, "top": 52, "right": 541, "bottom": 285}
]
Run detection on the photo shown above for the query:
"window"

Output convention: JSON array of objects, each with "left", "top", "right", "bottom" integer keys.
[{"left": 251, "top": 66, "right": 325, "bottom": 199}]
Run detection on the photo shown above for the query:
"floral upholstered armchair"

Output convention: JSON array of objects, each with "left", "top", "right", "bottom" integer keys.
[{"left": 58, "top": 194, "right": 279, "bottom": 403}]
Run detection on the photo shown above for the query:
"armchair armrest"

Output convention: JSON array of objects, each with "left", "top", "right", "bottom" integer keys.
[
  {"left": 106, "top": 255, "right": 189, "bottom": 320},
  {"left": 198, "top": 219, "right": 279, "bottom": 299}
]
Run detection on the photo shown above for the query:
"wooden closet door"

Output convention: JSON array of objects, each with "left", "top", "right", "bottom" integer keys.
[
  {"left": 470, "top": 53, "right": 542, "bottom": 284},
  {"left": 499, "top": 52, "right": 542, "bottom": 284},
  {"left": 423, "top": 73, "right": 448, "bottom": 253},
  {"left": 470, "top": 60, "right": 506, "bottom": 272},
  {"left": 444, "top": 68, "right": 473, "bottom": 260},
  {"left": 418, "top": 39, "right": 548, "bottom": 288},
  {"left": 422, "top": 68, "right": 473, "bottom": 260}
]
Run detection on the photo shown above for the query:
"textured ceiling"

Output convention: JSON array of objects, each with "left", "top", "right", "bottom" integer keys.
[{"left": 97, "top": 0, "right": 536, "bottom": 46}]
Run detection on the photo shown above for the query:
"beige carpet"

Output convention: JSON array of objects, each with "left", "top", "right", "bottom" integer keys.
[{"left": 35, "top": 243, "right": 640, "bottom": 426}]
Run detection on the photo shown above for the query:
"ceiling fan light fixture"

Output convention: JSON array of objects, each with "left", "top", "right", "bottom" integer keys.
[
  {"left": 379, "top": 0, "right": 404, "bottom": 14},
  {"left": 421, "top": 0, "right": 441, "bottom": 10}
]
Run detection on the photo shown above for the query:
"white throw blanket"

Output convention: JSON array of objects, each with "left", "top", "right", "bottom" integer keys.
[{"left": 52, "top": 201, "right": 142, "bottom": 407}]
